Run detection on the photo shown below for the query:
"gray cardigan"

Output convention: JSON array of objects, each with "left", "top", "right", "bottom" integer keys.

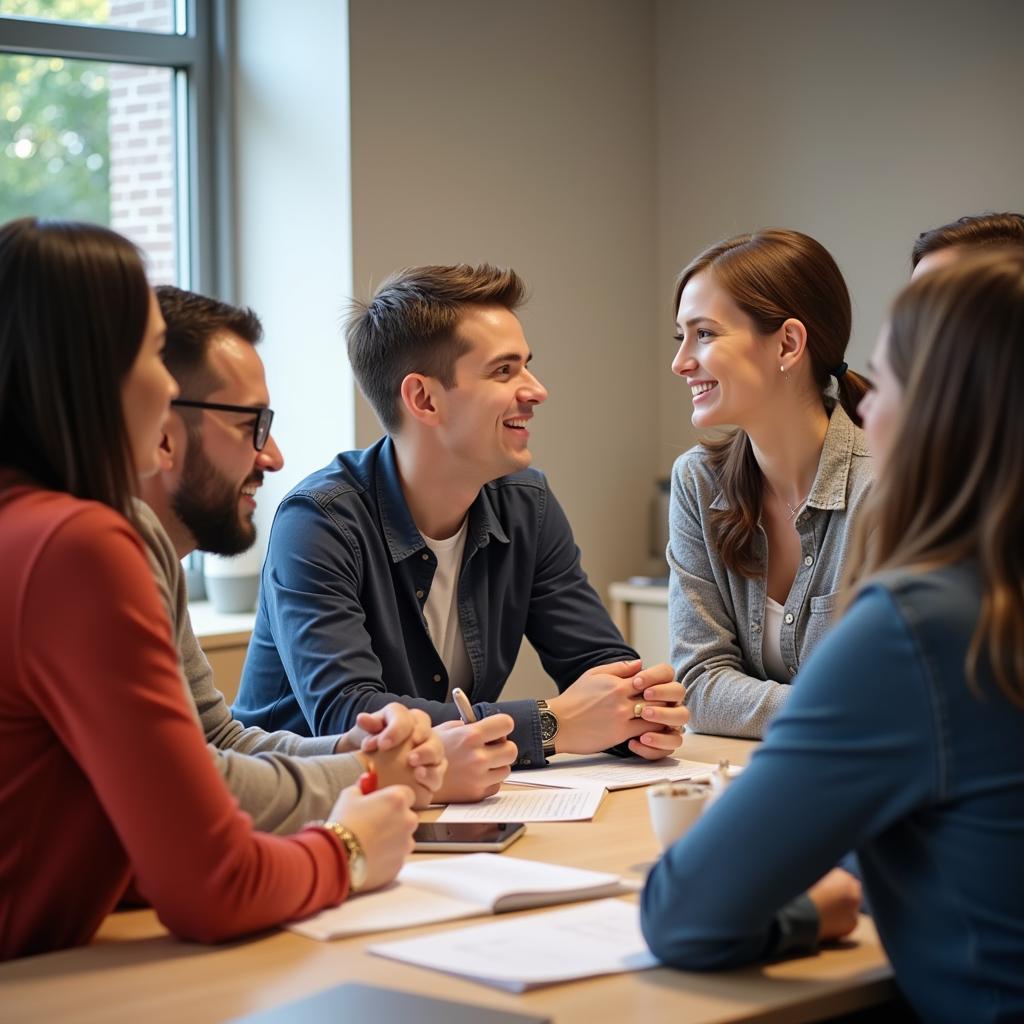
[
  {"left": 135, "top": 501, "right": 362, "bottom": 832},
  {"left": 668, "top": 406, "right": 872, "bottom": 738}
]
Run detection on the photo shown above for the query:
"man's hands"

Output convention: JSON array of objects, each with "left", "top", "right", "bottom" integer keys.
[
  {"left": 328, "top": 783, "right": 418, "bottom": 892},
  {"left": 808, "top": 868, "right": 862, "bottom": 942},
  {"left": 430, "top": 714, "right": 517, "bottom": 804},
  {"left": 335, "top": 704, "right": 447, "bottom": 808},
  {"left": 545, "top": 658, "right": 689, "bottom": 760}
]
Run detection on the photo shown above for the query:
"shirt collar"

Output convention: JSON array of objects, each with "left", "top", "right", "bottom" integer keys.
[
  {"left": 474, "top": 482, "right": 511, "bottom": 547},
  {"left": 375, "top": 437, "right": 510, "bottom": 562},
  {"left": 805, "top": 403, "right": 861, "bottom": 512},
  {"left": 708, "top": 404, "right": 864, "bottom": 513}
]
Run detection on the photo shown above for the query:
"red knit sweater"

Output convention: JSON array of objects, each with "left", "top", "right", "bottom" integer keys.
[{"left": 0, "top": 474, "right": 348, "bottom": 960}]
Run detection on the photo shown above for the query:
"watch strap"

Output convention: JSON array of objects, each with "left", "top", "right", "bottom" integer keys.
[
  {"left": 307, "top": 819, "right": 367, "bottom": 890},
  {"left": 537, "top": 698, "right": 558, "bottom": 758}
]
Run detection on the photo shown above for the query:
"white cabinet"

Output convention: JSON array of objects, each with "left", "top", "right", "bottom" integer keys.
[{"left": 608, "top": 582, "right": 670, "bottom": 668}]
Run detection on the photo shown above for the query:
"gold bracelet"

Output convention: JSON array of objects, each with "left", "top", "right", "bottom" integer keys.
[
  {"left": 316, "top": 820, "right": 348, "bottom": 844},
  {"left": 306, "top": 820, "right": 368, "bottom": 891}
]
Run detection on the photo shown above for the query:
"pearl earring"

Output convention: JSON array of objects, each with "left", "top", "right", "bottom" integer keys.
[{"left": 779, "top": 365, "right": 785, "bottom": 374}]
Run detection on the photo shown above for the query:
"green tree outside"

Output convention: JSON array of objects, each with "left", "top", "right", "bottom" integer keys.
[{"left": 0, "top": 0, "right": 111, "bottom": 223}]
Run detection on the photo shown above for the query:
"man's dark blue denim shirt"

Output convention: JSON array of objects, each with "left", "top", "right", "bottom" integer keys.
[{"left": 232, "top": 437, "right": 637, "bottom": 766}]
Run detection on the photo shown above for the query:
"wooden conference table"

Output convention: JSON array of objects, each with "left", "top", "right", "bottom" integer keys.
[{"left": 1, "top": 734, "right": 895, "bottom": 1024}]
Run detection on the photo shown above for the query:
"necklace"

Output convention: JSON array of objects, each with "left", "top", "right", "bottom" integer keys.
[
  {"left": 782, "top": 495, "right": 809, "bottom": 521},
  {"left": 769, "top": 485, "right": 810, "bottom": 521}
]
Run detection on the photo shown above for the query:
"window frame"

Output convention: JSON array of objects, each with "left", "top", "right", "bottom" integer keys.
[{"left": 0, "top": 0, "right": 233, "bottom": 296}]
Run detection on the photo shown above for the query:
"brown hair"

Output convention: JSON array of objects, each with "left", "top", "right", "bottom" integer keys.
[
  {"left": 841, "top": 250, "right": 1024, "bottom": 707},
  {"left": 0, "top": 217, "right": 150, "bottom": 519},
  {"left": 155, "top": 285, "right": 263, "bottom": 400},
  {"left": 911, "top": 212, "right": 1024, "bottom": 269},
  {"left": 345, "top": 263, "right": 526, "bottom": 432},
  {"left": 676, "top": 229, "right": 869, "bottom": 576}
]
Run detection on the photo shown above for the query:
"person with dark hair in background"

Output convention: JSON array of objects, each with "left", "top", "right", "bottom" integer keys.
[
  {"left": 668, "top": 230, "right": 872, "bottom": 738},
  {"left": 911, "top": 210, "right": 1024, "bottom": 279},
  {"left": 643, "top": 250, "right": 1024, "bottom": 1024},
  {"left": 234, "top": 264, "right": 688, "bottom": 792},
  {"left": 0, "top": 218, "right": 418, "bottom": 960},
  {"left": 135, "top": 285, "right": 446, "bottom": 829}
]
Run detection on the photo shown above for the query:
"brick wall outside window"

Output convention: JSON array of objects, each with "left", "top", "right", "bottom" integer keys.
[{"left": 107, "top": 0, "right": 177, "bottom": 284}]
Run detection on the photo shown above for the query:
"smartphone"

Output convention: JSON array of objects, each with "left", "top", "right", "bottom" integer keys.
[{"left": 412, "top": 821, "right": 526, "bottom": 853}]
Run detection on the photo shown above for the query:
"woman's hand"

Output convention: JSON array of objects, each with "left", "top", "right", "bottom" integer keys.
[
  {"left": 808, "top": 868, "right": 862, "bottom": 942},
  {"left": 328, "top": 783, "right": 418, "bottom": 892}
]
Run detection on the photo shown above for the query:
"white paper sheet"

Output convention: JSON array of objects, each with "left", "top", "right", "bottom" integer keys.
[
  {"left": 369, "top": 898, "right": 658, "bottom": 992},
  {"left": 437, "top": 785, "right": 605, "bottom": 822},
  {"left": 505, "top": 755, "right": 744, "bottom": 791}
]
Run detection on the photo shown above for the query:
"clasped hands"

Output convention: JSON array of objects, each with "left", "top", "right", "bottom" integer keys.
[
  {"left": 338, "top": 702, "right": 519, "bottom": 806},
  {"left": 546, "top": 657, "right": 689, "bottom": 759},
  {"left": 332, "top": 658, "right": 688, "bottom": 810},
  {"left": 335, "top": 703, "right": 447, "bottom": 808}
]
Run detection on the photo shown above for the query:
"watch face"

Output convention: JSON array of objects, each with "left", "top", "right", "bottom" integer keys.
[
  {"left": 539, "top": 709, "right": 558, "bottom": 742},
  {"left": 349, "top": 852, "right": 368, "bottom": 889}
]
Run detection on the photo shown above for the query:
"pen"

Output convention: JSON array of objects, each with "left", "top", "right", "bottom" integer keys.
[
  {"left": 358, "top": 754, "right": 378, "bottom": 794},
  {"left": 451, "top": 687, "right": 478, "bottom": 724}
]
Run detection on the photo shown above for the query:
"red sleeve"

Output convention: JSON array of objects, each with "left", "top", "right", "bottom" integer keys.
[{"left": 19, "top": 507, "right": 348, "bottom": 943}]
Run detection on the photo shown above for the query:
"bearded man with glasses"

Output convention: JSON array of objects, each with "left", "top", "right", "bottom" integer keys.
[{"left": 131, "top": 285, "right": 448, "bottom": 835}]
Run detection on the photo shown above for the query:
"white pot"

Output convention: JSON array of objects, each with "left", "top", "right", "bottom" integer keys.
[{"left": 203, "top": 546, "right": 263, "bottom": 614}]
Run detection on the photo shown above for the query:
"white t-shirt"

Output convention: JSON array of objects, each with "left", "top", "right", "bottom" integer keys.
[
  {"left": 762, "top": 596, "right": 791, "bottom": 683},
  {"left": 421, "top": 519, "right": 473, "bottom": 695}
]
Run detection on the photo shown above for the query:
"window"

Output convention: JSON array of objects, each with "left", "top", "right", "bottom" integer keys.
[{"left": 0, "top": 0, "right": 228, "bottom": 292}]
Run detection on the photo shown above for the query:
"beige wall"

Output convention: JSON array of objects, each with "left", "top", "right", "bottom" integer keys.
[
  {"left": 347, "top": 0, "right": 1024, "bottom": 694},
  {"left": 654, "top": 0, "right": 1024, "bottom": 474},
  {"left": 349, "top": 0, "right": 661, "bottom": 697}
]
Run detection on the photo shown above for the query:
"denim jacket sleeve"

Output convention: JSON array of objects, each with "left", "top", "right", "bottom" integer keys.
[
  {"left": 641, "top": 584, "right": 937, "bottom": 969},
  {"left": 258, "top": 493, "right": 463, "bottom": 733},
  {"left": 525, "top": 484, "right": 639, "bottom": 686},
  {"left": 518, "top": 483, "right": 640, "bottom": 763}
]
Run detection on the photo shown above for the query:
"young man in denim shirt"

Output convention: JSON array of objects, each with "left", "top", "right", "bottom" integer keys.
[{"left": 234, "top": 264, "right": 688, "bottom": 789}]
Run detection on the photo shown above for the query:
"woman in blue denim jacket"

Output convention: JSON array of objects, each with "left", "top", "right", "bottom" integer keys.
[{"left": 642, "top": 251, "right": 1024, "bottom": 1023}]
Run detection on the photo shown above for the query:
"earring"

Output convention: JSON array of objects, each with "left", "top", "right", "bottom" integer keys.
[{"left": 779, "top": 365, "right": 785, "bottom": 374}]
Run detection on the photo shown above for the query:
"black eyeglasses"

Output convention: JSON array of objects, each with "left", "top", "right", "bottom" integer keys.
[{"left": 171, "top": 400, "right": 275, "bottom": 451}]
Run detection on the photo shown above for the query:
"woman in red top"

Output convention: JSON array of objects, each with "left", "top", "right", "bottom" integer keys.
[{"left": 0, "top": 217, "right": 418, "bottom": 960}]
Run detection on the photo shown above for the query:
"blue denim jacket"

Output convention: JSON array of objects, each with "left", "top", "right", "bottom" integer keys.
[
  {"left": 641, "top": 562, "right": 1024, "bottom": 1023},
  {"left": 233, "top": 437, "right": 637, "bottom": 766}
]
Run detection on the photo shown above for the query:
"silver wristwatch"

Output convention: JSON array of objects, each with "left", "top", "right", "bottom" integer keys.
[{"left": 537, "top": 699, "right": 559, "bottom": 758}]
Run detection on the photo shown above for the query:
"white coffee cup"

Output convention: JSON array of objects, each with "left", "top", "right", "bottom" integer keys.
[{"left": 647, "top": 782, "right": 708, "bottom": 849}]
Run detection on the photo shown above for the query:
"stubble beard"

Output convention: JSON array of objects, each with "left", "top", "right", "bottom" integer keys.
[{"left": 171, "top": 433, "right": 257, "bottom": 557}]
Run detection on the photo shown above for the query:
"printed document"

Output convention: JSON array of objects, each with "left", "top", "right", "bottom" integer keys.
[
  {"left": 369, "top": 898, "right": 658, "bottom": 992},
  {"left": 505, "top": 754, "right": 744, "bottom": 792},
  {"left": 437, "top": 785, "right": 605, "bottom": 822}
]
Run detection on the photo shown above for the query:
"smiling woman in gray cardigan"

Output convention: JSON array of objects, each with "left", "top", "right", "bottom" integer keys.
[{"left": 667, "top": 230, "right": 871, "bottom": 738}]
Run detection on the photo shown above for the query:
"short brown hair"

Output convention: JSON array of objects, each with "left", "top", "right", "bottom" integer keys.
[
  {"left": 345, "top": 264, "right": 526, "bottom": 432},
  {"left": 676, "top": 229, "right": 868, "bottom": 576},
  {"left": 911, "top": 212, "right": 1024, "bottom": 268},
  {"left": 155, "top": 285, "right": 263, "bottom": 400},
  {"left": 842, "top": 250, "right": 1024, "bottom": 707},
  {"left": 0, "top": 217, "right": 150, "bottom": 519}
]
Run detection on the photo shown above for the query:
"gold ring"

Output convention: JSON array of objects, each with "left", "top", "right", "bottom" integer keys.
[{"left": 633, "top": 702, "right": 645, "bottom": 719}]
